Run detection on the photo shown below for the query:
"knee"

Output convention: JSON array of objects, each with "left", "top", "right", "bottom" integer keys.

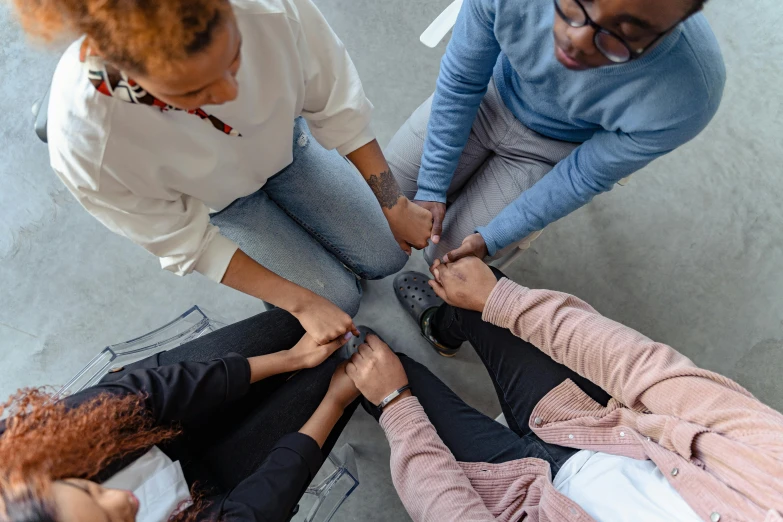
[
  {"left": 361, "top": 247, "right": 408, "bottom": 280},
  {"left": 423, "top": 248, "right": 435, "bottom": 266},
  {"left": 397, "top": 352, "right": 420, "bottom": 373},
  {"left": 386, "top": 153, "right": 419, "bottom": 200},
  {"left": 320, "top": 277, "right": 362, "bottom": 317},
  {"left": 397, "top": 352, "right": 436, "bottom": 389},
  {"left": 386, "top": 249, "right": 410, "bottom": 276},
  {"left": 424, "top": 243, "right": 447, "bottom": 267},
  {"left": 331, "top": 286, "right": 361, "bottom": 318}
]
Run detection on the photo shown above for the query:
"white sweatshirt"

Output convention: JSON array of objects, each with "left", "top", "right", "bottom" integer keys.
[{"left": 47, "top": 0, "right": 375, "bottom": 283}]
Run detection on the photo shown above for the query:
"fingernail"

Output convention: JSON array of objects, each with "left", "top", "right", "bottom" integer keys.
[
  {"left": 344, "top": 332, "right": 353, "bottom": 340},
  {"left": 433, "top": 235, "right": 440, "bottom": 243}
]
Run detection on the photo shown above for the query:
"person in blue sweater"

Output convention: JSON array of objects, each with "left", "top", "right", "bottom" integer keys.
[{"left": 386, "top": 0, "right": 725, "bottom": 265}]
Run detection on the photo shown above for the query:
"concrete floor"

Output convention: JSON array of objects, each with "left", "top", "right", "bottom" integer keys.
[{"left": 2, "top": 0, "right": 782, "bottom": 520}]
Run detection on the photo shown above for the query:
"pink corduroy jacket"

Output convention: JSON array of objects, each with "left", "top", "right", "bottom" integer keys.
[{"left": 380, "top": 278, "right": 783, "bottom": 522}]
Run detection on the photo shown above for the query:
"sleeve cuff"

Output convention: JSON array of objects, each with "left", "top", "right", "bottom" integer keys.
[
  {"left": 482, "top": 278, "right": 529, "bottom": 328},
  {"left": 475, "top": 225, "right": 501, "bottom": 256},
  {"left": 194, "top": 232, "right": 239, "bottom": 283},
  {"left": 273, "top": 432, "right": 324, "bottom": 478},
  {"left": 413, "top": 187, "right": 448, "bottom": 204},
  {"left": 379, "top": 396, "right": 426, "bottom": 437},
  {"left": 220, "top": 353, "right": 251, "bottom": 402},
  {"left": 336, "top": 124, "right": 376, "bottom": 156}
]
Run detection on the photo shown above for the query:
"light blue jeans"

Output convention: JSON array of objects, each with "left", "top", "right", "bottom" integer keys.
[{"left": 211, "top": 119, "right": 407, "bottom": 316}]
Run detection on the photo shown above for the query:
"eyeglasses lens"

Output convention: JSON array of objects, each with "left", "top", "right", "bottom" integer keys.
[
  {"left": 595, "top": 32, "right": 631, "bottom": 62},
  {"left": 556, "top": 0, "right": 587, "bottom": 26}
]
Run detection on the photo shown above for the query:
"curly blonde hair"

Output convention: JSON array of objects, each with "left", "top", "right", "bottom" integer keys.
[{"left": 10, "top": 0, "right": 231, "bottom": 74}]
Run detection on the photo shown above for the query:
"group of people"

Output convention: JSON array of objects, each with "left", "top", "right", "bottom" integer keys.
[{"left": 3, "top": 0, "right": 782, "bottom": 520}]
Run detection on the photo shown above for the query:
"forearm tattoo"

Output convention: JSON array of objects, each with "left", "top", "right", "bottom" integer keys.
[{"left": 367, "top": 169, "right": 404, "bottom": 210}]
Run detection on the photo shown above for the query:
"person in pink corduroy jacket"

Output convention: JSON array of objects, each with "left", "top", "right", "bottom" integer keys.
[{"left": 341, "top": 257, "right": 783, "bottom": 522}]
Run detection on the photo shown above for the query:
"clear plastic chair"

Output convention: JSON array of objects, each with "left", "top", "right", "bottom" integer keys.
[
  {"left": 55, "top": 306, "right": 226, "bottom": 396},
  {"left": 293, "top": 444, "right": 360, "bottom": 522},
  {"left": 55, "top": 306, "right": 359, "bottom": 522}
]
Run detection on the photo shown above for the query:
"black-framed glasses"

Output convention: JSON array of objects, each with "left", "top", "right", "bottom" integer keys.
[{"left": 554, "top": 0, "right": 672, "bottom": 63}]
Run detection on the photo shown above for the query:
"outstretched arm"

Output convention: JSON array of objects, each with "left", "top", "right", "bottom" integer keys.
[
  {"left": 222, "top": 250, "right": 358, "bottom": 345},
  {"left": 69, "top": 335, "right": 349, "bottom": 427},
  {"left": 346, "top": 335, "right": 496, "bottom": 521},
  {"left": 347, "top": 140, "right": 433, "bottom": 254},
  {"left": 220, "top": 363, "right": 361, "bottom": 521},
  {"left": 430, "top": 258, "right": 783, "bottom": 511}
]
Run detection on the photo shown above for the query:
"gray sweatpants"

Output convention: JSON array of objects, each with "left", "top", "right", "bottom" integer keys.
[{"left": 386, "top": 80, "right": 578, "bottom": 264}]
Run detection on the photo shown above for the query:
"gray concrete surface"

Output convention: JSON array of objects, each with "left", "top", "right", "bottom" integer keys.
[{"left": 1, "top": 0, "right": 782, "bottom": 520}]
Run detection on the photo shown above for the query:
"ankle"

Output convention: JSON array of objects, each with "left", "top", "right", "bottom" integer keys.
[
  {"left": 419, "top": 307, "right": 437, "bottom": 333},
  {"left": 421, "top": 307, "right": 461, "bottom": 349}
]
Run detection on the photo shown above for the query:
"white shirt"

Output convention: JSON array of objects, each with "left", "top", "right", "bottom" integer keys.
[
  {"left": 103, "top": 446, "right": 192, "bottom": 522},
  {"left": 554, "top": 450, "right": 703, "bottom": 522},
  {"left": 47, "top": 0, "right": 375, "bottom": 283}
]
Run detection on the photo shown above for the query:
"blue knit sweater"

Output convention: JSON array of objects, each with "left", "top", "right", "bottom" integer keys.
[{"left": 417, "top": 0, "right": 725, "bottom": 255}]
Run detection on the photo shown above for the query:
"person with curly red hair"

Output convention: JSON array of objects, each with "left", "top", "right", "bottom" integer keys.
[
  {"left": 0, "top": 309, "right": 361, "bottom": 522},
  {"left": 10, "top": 0, "right": 434, "bottom": 346}
]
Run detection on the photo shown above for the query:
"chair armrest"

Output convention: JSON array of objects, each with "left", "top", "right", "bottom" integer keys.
[
  {"left": 33, "top": 87, "right": 51, "bottom": 144},
  {"left": 420, "top": 0, "right": 464, "bottom": 48}
]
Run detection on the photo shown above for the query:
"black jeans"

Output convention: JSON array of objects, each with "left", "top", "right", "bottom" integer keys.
[
  {"left": 120, "top": 309, "right": 357, "bottom": 490},
  {"left": 373, "top": 268, "right": 611, "bottom": 475}
]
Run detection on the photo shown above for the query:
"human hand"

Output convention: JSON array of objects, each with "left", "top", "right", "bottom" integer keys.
[
  {"left": 442, "top": 233, "right": 488, "bottom": 263},
  {"left": 300, "top": 361, "right": 360, "bottom": 447},
  {"left": 386, "top": 198, "right": 433, "bottom": 254},
  {"left": 292, "top": 295, "right": 360, "bottom": 345},
  {"left": 345, "top": 335, "right": 410, "bottom": 405},
  {"left": 323, "top": 361, "right": 361, "bottom": 410},
  {"left": 288, "top": 333, "right": 351, "bottom": 370},
  {"left": 413, "top": 200, "right": 446, "bottom": 244},
  {"left": 429, "top": 257, "right": 497, "bottom": 313}
]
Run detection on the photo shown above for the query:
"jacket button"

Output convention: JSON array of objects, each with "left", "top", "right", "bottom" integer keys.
[
  {"left": 568, "top": 434, "right": 574, "bottom": 439},
  {"left": 534, "top": 417, "right": 543, "bottom": 426},
  {"left": 671, "top": 468, "right": 679, "bottom": 476},
  {"left": 710, "top": 513, "right": 720, "bottom": 522},
  {"left": 619, "top": 431, "right": 625, "bottom": 437}
]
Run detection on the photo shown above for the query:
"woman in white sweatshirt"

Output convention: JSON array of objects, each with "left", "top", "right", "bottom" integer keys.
[{"left": 13, "top": 0, "right": 433, "bottom": 344}]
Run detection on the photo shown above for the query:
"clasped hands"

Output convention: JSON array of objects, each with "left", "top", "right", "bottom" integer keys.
[
  {"left": 323, "top": 255, "right": 501, "bottom": 413},
  {"left": 279, "top": 331, "right": 409, "bottom": 412},
  {"left": 389, "top": 196, "right": 491, "bottom": 262},
  {"left": 413, "top": 199, "right": 489, "bottom": 263}
]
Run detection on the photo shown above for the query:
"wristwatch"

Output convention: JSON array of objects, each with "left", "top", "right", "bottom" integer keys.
[{"left": 377, "top": 384, "right": 412, "bottom": 412}]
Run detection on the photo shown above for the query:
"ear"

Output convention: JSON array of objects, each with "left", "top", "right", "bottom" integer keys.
[
  {"left": 82, "top": 36, "right": 105, "bottom": 58},
  {"left": 80, "top": 36, "right": 116, "bottom": 69},
  {"left": 82, "top": 37, "right": 145, "bottom": 76}
]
